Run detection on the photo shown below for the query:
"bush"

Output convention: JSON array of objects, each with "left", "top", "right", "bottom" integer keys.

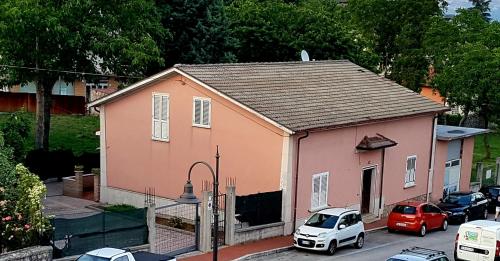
[
  {"left": 25, "top": 149, "right": 75, "bottom": 180},
  {"left": 76, "top": 152, "right": 99, "bottom": 173},
  {"left": 0, "top": 111, "right": 31, "bottom": 162},
  {"left": 0, "top": 164, "right": 52, "bottom": 252},
  {"left": 437, "top": 114, "right": 462, "bottom": 126},
  {"left": 104, "top": 204, "right": 137, "bottom": 212}
]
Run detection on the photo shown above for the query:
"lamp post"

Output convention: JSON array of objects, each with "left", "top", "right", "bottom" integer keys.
[{"left": 177, "top": 147, "right": 220, "bottom": 261}]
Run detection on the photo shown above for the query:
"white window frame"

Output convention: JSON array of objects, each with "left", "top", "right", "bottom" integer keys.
[
  {"left": 192, "top": 97, "right": 211, "bottom": 128},
  {"left": 311, "top": 172, "right": 329, "bottom": 211},
  {"left": 404, "top": 155, "right": 417, "bottom": 188},
  {"left": 152, "top": 93, "right": 169, "bottom": 142}
]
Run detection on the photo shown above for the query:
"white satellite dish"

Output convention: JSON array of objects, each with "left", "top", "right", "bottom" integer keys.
[{"left": 300, "top": 50, "right": 310, "bottom": 62}]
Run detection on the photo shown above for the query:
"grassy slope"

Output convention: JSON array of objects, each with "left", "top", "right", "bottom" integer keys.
[
  {"left": 472, "top": 132, "right": 500, "bottom": 181},
  {"left": 0, "top": 113, "right": 99, "bottom": 156}
]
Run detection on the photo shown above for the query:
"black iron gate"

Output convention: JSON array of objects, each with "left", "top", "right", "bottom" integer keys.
[
  {"left": 212, "top": 193, "right": 226, "bottom": 247},
  {"left": 155, "top": 202, "right": 199, "bottom": 256}
]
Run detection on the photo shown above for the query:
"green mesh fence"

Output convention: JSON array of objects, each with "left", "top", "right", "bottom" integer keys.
[{"left": 51, "top": 208, "right": 148, "bottom": 258}]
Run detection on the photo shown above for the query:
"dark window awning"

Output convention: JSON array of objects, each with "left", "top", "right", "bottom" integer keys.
[{"left": 356, "top": 134, "right": 398, "bottom": 151}]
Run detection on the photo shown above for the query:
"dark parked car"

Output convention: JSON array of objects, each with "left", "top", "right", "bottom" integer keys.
[
  {"left": 479, "top": 185, "right": 500, "bottom": 213},
  {"left": 437, "top": 192, "right": 489, "bottom": 223}
]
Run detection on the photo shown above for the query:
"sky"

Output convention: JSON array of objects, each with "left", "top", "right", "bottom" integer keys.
[{"left": 447, "top": 0, "right": 500, "bottom": 21}]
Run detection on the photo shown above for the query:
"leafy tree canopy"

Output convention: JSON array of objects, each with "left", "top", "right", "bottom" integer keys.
[
  {"left": 226, "top": 0, "right": 379, "bottom": 70},
  {"left": 348, "top": 0, "right": 446, "bottom": 91},
  {"left": 425, "top": 9, "right": 500, "bottom": 158},
  {"left": 0, "top": 0, "right": 166, "bottom": 150},
  {"left": 156, "top": 0, "right": 236, "bottom": 68}
]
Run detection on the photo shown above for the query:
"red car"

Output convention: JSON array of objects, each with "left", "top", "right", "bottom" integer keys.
[{"left": 387, "top": 201, "right": 448, "bottom": 237}]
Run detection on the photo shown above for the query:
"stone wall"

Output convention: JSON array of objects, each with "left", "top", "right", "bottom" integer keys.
[
  {"left": 234, "top": 222, "right": 285, "bottom": 245},
  {"left": 0, "top": 246, "right": 52, "bottom": 261}
]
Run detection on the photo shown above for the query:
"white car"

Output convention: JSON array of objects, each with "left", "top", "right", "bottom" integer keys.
[
  {"left": 293, "top": 208, "right": 365, "bottom": 255},
  {"left": 77, "top": 248, "right": 176, "bottom": 261}
]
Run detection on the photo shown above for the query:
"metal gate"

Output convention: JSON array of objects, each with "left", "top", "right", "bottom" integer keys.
[
  {"left": 155, "top": 202, "right": 199, "bottom": 256},
  {"left": 212, "top": 193, "right": 226, "bottom": 247}
]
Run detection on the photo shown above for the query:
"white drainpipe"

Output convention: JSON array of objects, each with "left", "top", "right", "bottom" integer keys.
[{"left": 427, "top": 116, "right": 438, "bottom": 202}]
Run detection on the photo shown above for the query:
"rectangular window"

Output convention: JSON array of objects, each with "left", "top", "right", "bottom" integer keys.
[
  {"left": 311, "top": 172, "right": 329, "bottom": 210},
  {"left": 193, "top": 97, "right": 211, "bottom": 128},
  {"left": 405, "top": 155, "right": 417, "bottom": 188},
  {"left": 152, "top": 93, "right": 169, "bottom": 141}
]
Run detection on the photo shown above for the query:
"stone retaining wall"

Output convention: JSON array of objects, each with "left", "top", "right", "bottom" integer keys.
[
  {"left": 0, "top": 246, "right": 52, "bottom": 261},
  {"left": 234, "top": 222, "right": 285, "bottom": 245}
]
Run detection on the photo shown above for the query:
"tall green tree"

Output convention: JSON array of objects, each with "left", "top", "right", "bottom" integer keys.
[
  {"left": 425, "top": 9, "right": 500, "bottom": 158},
  {"left": 349, "top": 0, "right": 446, "bottom": 91},
  {"left": 469, "top": 0, "right": 491, "bottom": 20},
  {"left": 226, "top": 0, "right": 378, "bottom": 69},
  {"left": 0, "top": 0, "right": 165, "bottom": 150},
  {"left": 155, "top": 0, "right": 236, "bottom": 68}
]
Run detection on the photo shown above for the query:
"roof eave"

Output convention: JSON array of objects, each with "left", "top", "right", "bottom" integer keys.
[
  {"left": 87, "top": 67, "right": 295, "bottom": 135},
  {"left": 87, "top": 68, "right": 178, "bottom": 108},
  {"left": 295, "top": 110, "right": 448, "bottom": 133}
]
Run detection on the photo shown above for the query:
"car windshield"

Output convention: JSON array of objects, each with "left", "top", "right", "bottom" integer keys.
[
  {"left": 76, "top": 255, "right": 110, "bottom": 261},
  {"left": 392, "top": 205, "right": 416, "bottom": 215},
  {"left": 444, "top": 194, "right": 471, "bottom": 205},
  {"left": 304, "top": 213, "right": 339, "bottom": 229}
]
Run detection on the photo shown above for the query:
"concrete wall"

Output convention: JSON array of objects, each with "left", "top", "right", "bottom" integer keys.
[
  {"left": 431, "top": 137, "right": 475, "bottom": 202},
  {"left": 294, "top": 115, "right": 435, "bottom": 223},
  {"left": 103, "top": 74, "right": 286, "bottom": 200},
  {"left": 0, "top": 246, "right": 52, "bottom": 261},
  {"left": 100, "top": 186, "right": 176, "bottom": 208},
  {"left": 234, "top": 222, "right": 285, "bottom": 245}
]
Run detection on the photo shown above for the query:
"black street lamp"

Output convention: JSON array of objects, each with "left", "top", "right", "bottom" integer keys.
[{"left": 177, "top": 147, "right": 220, "bottom": 261}]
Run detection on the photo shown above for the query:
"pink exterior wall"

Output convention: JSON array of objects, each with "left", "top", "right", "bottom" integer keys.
[
  {"left": 431, "top": 137, "right": 475, "bottom": 202},
  {"left": 103, "top": 75, "right": 285, "bottom": 198},
  {"left": 432, "top": 140, "right": 448, "bottom": 201},
  {"left": 294, "top": 115, "right": 435, "bottom": 221}
]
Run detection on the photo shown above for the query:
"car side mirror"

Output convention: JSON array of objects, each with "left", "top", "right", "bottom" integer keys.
[{"left": 339, "top": 224, "right": 346, "bottom": 230}]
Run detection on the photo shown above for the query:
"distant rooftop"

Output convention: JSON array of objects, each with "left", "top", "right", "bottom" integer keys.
[{"left": 436, "top": 125, "right": 490, "bottom": 141}]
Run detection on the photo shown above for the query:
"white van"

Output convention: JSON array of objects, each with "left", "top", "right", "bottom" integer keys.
[{"left": 455, "top": 220, "right": 500, "bottom": 261}]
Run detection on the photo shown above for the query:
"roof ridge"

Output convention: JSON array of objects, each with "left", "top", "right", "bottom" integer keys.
[{"left": 174, "top": 59, "right": 351, "bottom": 67}]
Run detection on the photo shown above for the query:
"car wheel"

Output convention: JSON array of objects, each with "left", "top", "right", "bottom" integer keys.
[
  {"left": 441, "top": 219, "right": 448, "bottom": 231},
  {"left": 388, "top": 228, "right": 395, "bottom": 233},
  {"left": 483, "top": 208, "right": 489, "bottom": 219},
  {"left": 327, "top": 240, "right": 337, "bottom": 255},
  {"left": 419, "top": 224, "right": 426, "bottom": 237},
  {"left": 354, "top": 234, "right": 364, "bottom": 249},
  {"left": 464, "top": 214, "right": 469, "bottom": 223}
]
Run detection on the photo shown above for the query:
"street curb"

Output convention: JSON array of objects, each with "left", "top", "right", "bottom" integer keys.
[
  {"left": 232, "top": 226, "right": 387, "bottom": 260},
  {"left": 232, "top": 246, "right": 295, "bottom": 261},
  {"left": 366, "top": 226, "right": 388, "bottom": 233}
]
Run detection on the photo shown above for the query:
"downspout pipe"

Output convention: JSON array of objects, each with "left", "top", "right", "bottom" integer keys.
[
  {"left": 292, "top": 131, "right": 309, "bottom": 232},
  {"left": 426, "top": 115, "right": 438, "bottom": 202}
]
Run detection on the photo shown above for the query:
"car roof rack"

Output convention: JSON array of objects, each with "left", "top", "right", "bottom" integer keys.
[{"left": 401, "top": 247, "right": 446, "bottom": 259}]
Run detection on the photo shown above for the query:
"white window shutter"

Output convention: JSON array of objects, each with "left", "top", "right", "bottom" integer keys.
[
  {"left": 161, "top": 96, "right": 169, "bottom": 140},
  {"left": 320, "top": 174, "right": 328, "bottom": 207},
  {"left": 312, "top": 176, "right": 320, "bottom": 209},
  {"left": 202, "top": 100, "right": 210, "bottom": 126},
  {"left": 152, "top": 95, "right": 161, "bottom": 139},
  {"left": 194, "top": 99, "right": 201, "bottom": 124}
]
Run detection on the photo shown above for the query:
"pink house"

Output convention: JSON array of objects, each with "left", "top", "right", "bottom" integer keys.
[{"left": 88, "top": 60, "right": 483, "bottom": 234}]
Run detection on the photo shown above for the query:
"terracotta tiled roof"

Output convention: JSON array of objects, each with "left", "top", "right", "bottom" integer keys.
[{"left": 175, "top": 60, "right": 447, "bottom": 131}]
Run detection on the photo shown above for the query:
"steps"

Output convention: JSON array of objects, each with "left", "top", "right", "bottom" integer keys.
[{"left": 362, "top": 213, "right": 379, "bottom": 224}]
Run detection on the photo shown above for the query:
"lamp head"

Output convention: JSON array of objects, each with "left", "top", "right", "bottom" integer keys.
[{"left": 176, "top": 180, "right": 200, "bottom": 204}]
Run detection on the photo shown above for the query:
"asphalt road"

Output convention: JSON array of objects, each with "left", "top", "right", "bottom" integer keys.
[{"left": 252, "top": 218, "right": 477, "bottom": 261}]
